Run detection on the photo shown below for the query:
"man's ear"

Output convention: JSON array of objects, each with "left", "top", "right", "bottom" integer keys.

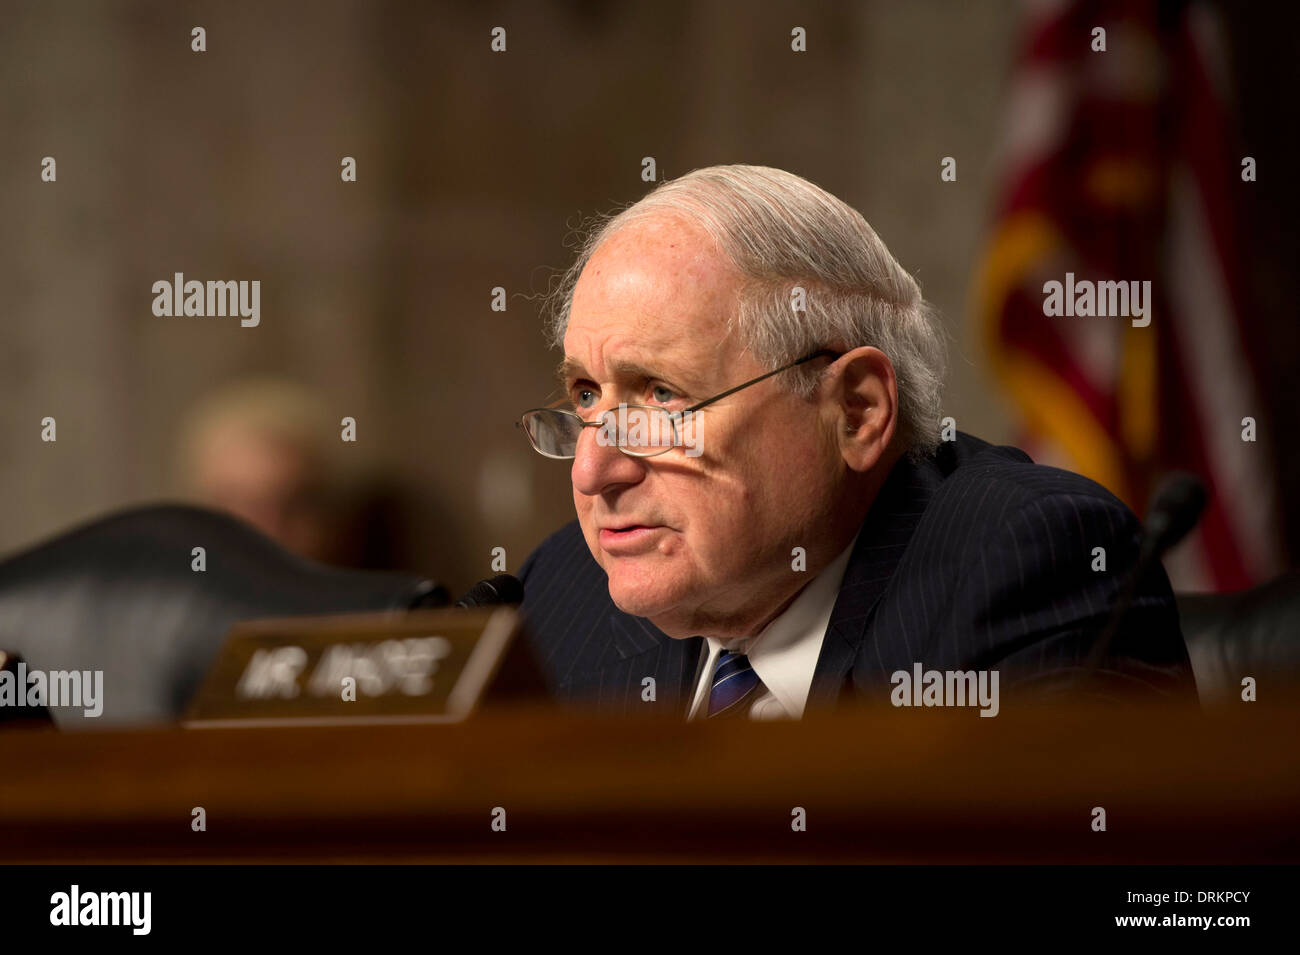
[{"left": 824, "top": 346, "right": 898, "bottom": 473}]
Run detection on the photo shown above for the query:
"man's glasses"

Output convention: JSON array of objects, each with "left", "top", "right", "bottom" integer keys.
[{"left": 517, "top": 350, "right": 840, "bottom": 460}]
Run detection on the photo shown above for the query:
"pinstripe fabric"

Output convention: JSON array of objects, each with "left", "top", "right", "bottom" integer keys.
[{"left": 518, "top": 432, "right": 1197, "bottom": 717}]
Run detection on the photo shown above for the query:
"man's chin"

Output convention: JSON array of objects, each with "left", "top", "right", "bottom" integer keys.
[
  {"left": 605, "top": 574, "right": 691, "bottom": 626},
  {"left": 607, "top": 586, "right": 674, "bottom": 621}
]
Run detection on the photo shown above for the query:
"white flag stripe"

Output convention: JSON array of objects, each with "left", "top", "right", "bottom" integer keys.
[{"left": 1164, "top": 166, "right": 1280, "bottom": 582}]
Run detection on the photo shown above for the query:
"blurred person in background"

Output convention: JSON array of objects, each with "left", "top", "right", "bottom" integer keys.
[{"left": 175, "top": 378, "right": 346, "bottom": 565}]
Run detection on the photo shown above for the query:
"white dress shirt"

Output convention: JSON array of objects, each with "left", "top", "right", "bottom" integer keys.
[{"left": 686, "top": 530, "right": 860, "bottom": 721}]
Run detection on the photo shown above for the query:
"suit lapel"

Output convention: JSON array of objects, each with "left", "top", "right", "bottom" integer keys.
[
  {"left": 807, "top": 455, "right": 943, "bottom": 709},
  {"left": 566, "top": 610, "right": 703, "bottom": 716}
]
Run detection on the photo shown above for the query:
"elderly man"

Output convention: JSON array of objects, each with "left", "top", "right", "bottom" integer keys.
[{"left": 516, "top": 164, "right": 1194, "bottom": 719}]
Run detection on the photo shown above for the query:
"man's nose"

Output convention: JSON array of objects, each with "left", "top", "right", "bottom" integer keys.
[{"left": 570, "top": 422, "right": 646, "bottom": 497}]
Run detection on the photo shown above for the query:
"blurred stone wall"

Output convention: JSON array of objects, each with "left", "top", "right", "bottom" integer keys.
[{"left": 16, "top": 1, "right": 1285, "bottom": 592}]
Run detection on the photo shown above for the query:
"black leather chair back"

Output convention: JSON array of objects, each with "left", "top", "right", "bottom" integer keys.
[
  {"left": 1177, "top": 572, "right": 1300, "bottom": 704},
  {"left": 0, "top": 504, "right": 448, "bottom": 726},
  {"left": 5, "top": 503, "right": 1293, "bottom": 721}
]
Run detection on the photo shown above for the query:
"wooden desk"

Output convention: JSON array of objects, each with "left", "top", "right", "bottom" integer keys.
[{"left": 1, "top": 704, "right": 1296, "bottom": 862}]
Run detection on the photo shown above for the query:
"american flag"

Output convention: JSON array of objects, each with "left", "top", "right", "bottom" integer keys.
[{"left": 973, "top": 0, "right": 1280, "bottom": 591}]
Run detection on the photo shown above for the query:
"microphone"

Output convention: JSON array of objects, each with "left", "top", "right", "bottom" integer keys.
[
  {"left": 1138, "top": 472, "right": 1207, "bottom": 562},
  {"left": 1084, "top": 472, "right": 1207, "bottom": 671},
  {"left": 454, "top": 574, "right": 524, "bottom": 608}
]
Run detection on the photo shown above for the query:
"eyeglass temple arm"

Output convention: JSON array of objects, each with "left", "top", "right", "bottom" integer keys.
[{"left": 677, "top": 349, "right": 841, "bottom": 417}]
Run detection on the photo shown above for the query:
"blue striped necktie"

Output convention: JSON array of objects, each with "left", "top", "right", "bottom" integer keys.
[{"left": 707, "top": 650, "right": 764, "bottom": 718}]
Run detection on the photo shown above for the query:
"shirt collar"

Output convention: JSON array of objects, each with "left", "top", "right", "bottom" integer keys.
[{"left": 705, "top": 529, "right": 861, "bottom": 718}]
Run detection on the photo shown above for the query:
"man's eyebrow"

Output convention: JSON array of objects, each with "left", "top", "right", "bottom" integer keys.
[
  {"left": 556, "top": 358, "right": 586, "bottom": 387},
  {"left": 556, "top": 357, "right": 691, "bottom": 388}
]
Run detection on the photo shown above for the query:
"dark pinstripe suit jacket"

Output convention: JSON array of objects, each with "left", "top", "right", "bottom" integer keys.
[{"left": 518, "top": 432, "right": 1197, "bottom": 716}]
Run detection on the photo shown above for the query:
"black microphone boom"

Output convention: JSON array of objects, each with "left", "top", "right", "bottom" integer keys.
[
  {"left": 454, "top": 574, "right": 525, "bottom": 608},
  {"left": 1140, "top": 472, "right": 1208, "bottom": 560},
  {"left": 1084, "top": 472, "right": 1207, "bottom": 672}
]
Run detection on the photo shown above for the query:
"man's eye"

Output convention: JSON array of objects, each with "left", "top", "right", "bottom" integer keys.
[
  {"left": 651, "top": 385, "right": 677, "bottom": 404},
  {"left": 575, "top": 387, "right": 598, "bottom": 408}
]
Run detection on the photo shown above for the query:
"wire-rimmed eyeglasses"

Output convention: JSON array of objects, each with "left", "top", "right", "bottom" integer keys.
[{"left": 516, "top": 349, "right": 840, "bottom": 459}]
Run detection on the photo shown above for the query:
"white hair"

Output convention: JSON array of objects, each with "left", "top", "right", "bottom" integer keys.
[{"left": 543, "top": 164, "right": 947, "bottom": 459}]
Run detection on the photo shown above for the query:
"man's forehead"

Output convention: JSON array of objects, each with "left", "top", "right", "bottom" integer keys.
[
  {"left": 571, "top": 220, "right": 735, "bottom": 319},
  {"left": 561, "top": 218, "right": 747, "bottom": 385}
]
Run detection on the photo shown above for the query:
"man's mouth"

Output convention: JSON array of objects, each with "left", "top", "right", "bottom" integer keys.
[{"left": 598, "top": 524, "right": 666, "bottom": 555}]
